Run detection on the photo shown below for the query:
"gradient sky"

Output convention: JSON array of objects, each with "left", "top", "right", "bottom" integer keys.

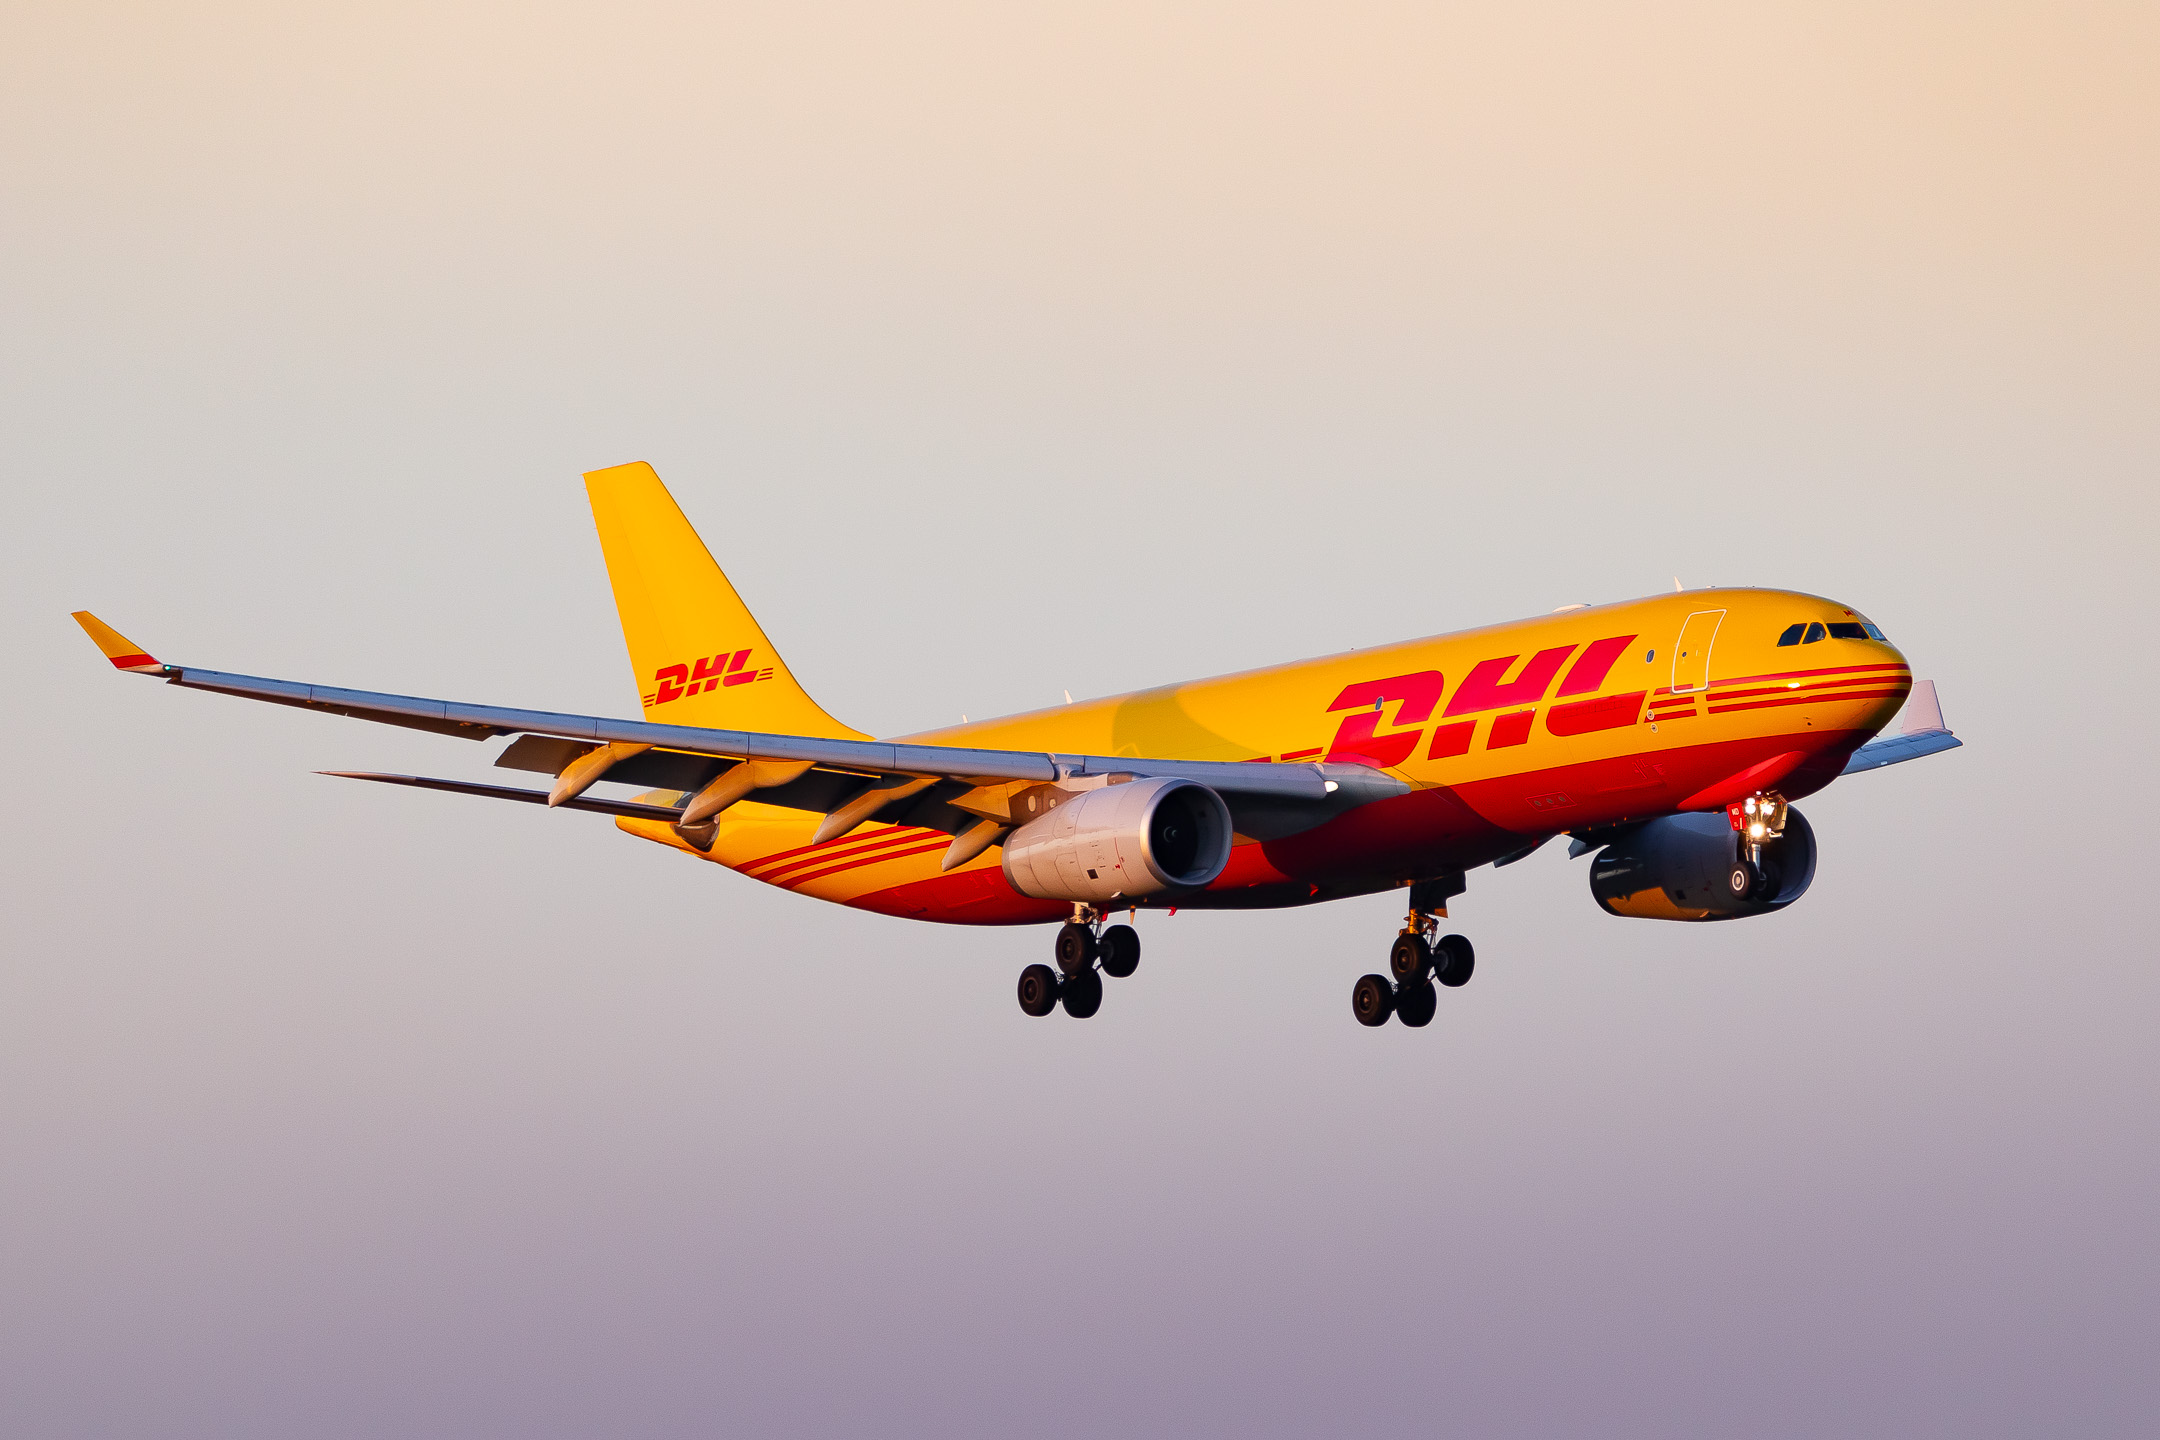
[{"left": 4, "top": 4, "right": 2156, "bottom": 1436}]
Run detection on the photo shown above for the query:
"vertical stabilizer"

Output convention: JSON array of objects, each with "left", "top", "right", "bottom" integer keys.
[
  {"left": 1901, "top": 679, "right": 1947, "bottom": 735},
  {"left": 583, "top": 462, "right": 865, "bottom": 740}
]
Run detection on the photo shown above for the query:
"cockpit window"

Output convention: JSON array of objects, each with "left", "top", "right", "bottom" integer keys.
[{"left": 1781, "top": 618, "right": 1887, "bottom": 646}]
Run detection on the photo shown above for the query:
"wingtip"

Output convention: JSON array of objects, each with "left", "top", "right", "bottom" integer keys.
[{"left": 70, "top": 610, "right": 163, "bottom": 672}]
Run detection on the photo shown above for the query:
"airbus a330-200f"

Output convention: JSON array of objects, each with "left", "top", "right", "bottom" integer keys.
[{"left": 74, "top": 463, "right": 1960, "bottom": 1026}]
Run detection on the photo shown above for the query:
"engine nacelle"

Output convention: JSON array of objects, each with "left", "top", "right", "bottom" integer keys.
[
  {"left": 1002, "top": 776, "right": 1233, "bottom": 904},
  {"left": 1589, "top": 808, "right": 1817, "bottom": 921}
]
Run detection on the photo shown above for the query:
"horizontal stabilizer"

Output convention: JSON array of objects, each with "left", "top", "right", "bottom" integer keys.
[
  {"left": 1840, "top": 729, "right": 1962, "bottom": 774},
  {"left": 322, "top": 771, "right": 686, "bottom": 821},
  {"left": 1841, "top": 680, "right": 1962, "bottom": 775}
]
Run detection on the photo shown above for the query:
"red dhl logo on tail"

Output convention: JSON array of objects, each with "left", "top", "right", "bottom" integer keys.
[{"left": 645, "top": 649, "right": 774, "bottom": 706}]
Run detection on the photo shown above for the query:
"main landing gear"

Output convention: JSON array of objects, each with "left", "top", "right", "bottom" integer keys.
[
  {"left": 1017, "top": 905, "right": 1141, "bottom": 1019},
  {"left": 1354, "top": 875, "right": 1475, "bottom": 1029}
]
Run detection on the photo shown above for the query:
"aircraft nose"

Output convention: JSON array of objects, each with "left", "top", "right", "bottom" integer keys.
[{"left": 1876, "top": 630, "right": 1912, "bottom": 676}]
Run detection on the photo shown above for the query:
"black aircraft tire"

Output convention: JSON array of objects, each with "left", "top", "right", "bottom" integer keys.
[
  {"left": 1061, "top": 968, "right": 1104, "bottom": 1019},
  {"left": 1099, "top": 924, "right": 1141, "bottom": 979},
  {"left": 1389, "top": 933, "right": 1433, "bottom": 983},
  {"left": 1352, "top": 974, "right": 1396, "bottom": 1027},
  {"left": 1435, "top": 933, "right": 1476, "bottom": 988},
  {"left": 1396, "top": 980, "right": 1439, "bottom": 1027},
  {"left": 1054, "top": 922, "right": 1097, "bottom": 977},
  {"left": 1017, "top": 964, "right": 1060, "bottom": 1017}
]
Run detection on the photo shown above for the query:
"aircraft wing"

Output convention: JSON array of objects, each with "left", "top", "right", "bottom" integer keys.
[
  {"left": 1841, "top": 679, "right": 1962, "bottom": 775},
  {"left": 71, "top": 613, "right": 1402, "bottom": 846},
  {"left": 320, "top": 771, "right": 691, "bottom": 820}
]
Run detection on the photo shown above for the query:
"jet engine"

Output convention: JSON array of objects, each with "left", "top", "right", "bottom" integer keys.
[
  {"left": 1588, "top": 808, "right": 1817, "bottom": 921},
  {"left": 1002, "top": 776, "right": 1233, "bottom": 904}
]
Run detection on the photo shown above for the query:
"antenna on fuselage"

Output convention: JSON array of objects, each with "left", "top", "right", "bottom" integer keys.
[{"left": 1672, "top": 576, "right": 1684, "bottom": 592}]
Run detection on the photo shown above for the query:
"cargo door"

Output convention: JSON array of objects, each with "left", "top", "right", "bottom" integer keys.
[{"left": 1670, "top": 609, "right": 1726, "bottom": 693}]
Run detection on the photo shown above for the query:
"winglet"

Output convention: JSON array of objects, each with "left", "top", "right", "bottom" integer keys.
[{"left": 70, "top": 611, "right": 164, "bottom": 673}]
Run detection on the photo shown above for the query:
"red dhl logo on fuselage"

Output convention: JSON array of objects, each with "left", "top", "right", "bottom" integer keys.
[
  {"left": 645, "top": 648, "right": 775, "bottom": 706},
  {"left": 1252, "top": 634, "right": 1908, "bottom": 767}
]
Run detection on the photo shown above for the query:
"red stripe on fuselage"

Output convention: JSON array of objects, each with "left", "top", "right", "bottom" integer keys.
[
  {"left": 1707, "top": 688, "right": 1908, "bottom": 716},
  {"left": 777, "top": 839, "right": 955, "bottom": 890},
  {"left": 741, "top": 826, "right": 943, "bottom": 879},
  {"left": 1710, "top": 673, "right": 1914, "bottom": 704},
  {"left": 1708, "top": 661, "right": 1909, "bottom": 690}
]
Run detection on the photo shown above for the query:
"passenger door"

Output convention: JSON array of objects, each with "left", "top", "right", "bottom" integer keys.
[{"left": 1670, "top": 609, "right": 1726, "bottom": 693}]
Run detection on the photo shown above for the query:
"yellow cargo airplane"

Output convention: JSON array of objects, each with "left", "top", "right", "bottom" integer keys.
[{"left": 74, "top": 463, "right": 1959, "bottom": 1026}]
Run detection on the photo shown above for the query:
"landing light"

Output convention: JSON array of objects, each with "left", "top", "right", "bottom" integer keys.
[
  {"left": 1729, "top": 795, "right": 1788, "bottom": 834},
  {"left": 1727, "top": 792, "right": 1790, "bottom": 867}
]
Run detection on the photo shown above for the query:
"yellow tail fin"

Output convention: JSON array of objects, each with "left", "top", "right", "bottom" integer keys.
[{"left": 584, "top": 462, "right": 865, "bottom": 740}]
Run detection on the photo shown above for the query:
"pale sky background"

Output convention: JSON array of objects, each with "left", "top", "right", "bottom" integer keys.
[{"left": 4, "top": 3, "right": 2156, "bottom": 1435}]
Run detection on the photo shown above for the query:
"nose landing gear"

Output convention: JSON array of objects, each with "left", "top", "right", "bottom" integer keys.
[
  {"left": 1355, "top": 873, "right": 1474, "bottom": 1028},
  {"left": 1726, "top": 792, "right": 1790, "bottom": 903},
  {"left": 1018, "top": 905, "right": 1141, "bottom": 1019}
]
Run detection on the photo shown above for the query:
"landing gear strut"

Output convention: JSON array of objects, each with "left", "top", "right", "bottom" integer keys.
[
  {"left": 1726, "top": 792, "right": 1789, "bottom": 903},
  {"left": 1354, "top": 872, "right": 1474, "bottom": 1028},
  {"left": 1018, "top": 905, "right": 1142, "bottom": 1019}
]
